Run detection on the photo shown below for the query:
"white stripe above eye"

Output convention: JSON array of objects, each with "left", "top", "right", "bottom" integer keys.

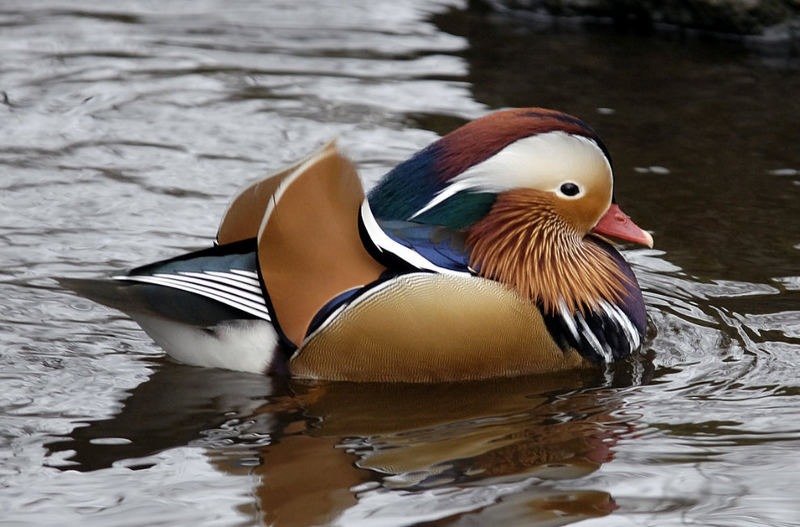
[
  {"left": 113, "top": 271, "right": 271, "bottom": 320},
  {"left": 410, "top": 131, "right": 612, "bottom": 219},
  {"left": 360, "top": 200, "right": 470, "bottom": 277}
]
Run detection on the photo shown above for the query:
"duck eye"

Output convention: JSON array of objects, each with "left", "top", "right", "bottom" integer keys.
[{"left": 559, "top": 182, "right": 580, "bottom": 197}]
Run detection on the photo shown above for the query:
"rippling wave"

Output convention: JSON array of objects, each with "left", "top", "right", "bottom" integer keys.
[{"left": 2, "top": 1, "right": 799, "bottom": 526}]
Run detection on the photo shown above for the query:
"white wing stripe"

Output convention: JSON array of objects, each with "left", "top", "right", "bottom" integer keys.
[
  {"left": 153, "top": 273, "right": 266, "bottom": 305},
  {"left": 115, "top": 274, "right": 270, "bottom": 320},
  {"left": 230, "top": 269, "right": 259, "bottom": 279},
  {"left": 204, "top": 270, "right": 261, "bottom": 286},
  {"left": 143, "top": 275, "right": 269, "bottom": 318},
  {"left": 360, "top": 200, "right": 469, "bottom": 277},
  {"left": 178, "top": 271, "right": 262, "bottom": 294}
]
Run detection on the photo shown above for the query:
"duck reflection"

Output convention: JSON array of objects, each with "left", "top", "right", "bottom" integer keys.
[
  {"left": 48, "top": 363, "right": 648, "bottom": 526},
  {"left": 249, "top": 372, "right": 626, "bottom": 526},
  {"left": 45, "top": 361, "right": 286, "bottom": 471}
]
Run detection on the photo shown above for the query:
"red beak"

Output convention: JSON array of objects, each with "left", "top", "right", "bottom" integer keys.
[{"left": 591, "top": 204, "right": 654, "bottom": 248}]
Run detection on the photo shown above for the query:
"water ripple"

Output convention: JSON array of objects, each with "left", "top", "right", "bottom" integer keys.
[{"left": 2, "top": 1, "right": 800, "bottom": 526}]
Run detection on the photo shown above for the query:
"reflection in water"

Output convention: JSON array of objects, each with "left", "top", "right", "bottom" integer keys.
[
  {"left": 48, "top": 363, "right": 652, "bottom": 525},
  {"left": 46, "top": 363, "right": 279, "bottom": 472},
  {"left": 4, "top": 0, "right": 800, "bottom": 525}
]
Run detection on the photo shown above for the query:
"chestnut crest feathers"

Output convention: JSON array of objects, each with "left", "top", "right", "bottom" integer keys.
[
  {"left": 368, "top": 108, "right": 613, "bottom": 229},
  {"left": 367, "top": 108, "right": 627, "bottom": 314}
]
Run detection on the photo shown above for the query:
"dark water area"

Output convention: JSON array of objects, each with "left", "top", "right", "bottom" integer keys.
[{"left": 1, "top": 1, "right": 799, "bottom": 525}]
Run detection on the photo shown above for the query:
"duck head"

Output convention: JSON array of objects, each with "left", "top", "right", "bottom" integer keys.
[{"left": 368, "top": 108, "right": 652, "bottom": 316}]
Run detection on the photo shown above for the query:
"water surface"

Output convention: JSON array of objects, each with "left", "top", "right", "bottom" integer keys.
[{"left": 1, "top": 1, "right": 799, "bottom": 525}]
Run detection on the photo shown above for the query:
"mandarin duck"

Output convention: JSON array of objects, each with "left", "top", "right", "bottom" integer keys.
[{"left": 68, "top": 108, "right": 653, "bottom": 382}]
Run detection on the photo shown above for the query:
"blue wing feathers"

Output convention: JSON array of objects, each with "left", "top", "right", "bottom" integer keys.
[
  {"left": 376, "top": 219, "right": 472, "bottom": 273},
  {"left": 367, "top": 143, "right": 444, "bottom": 221},
  {"left": 118, "top": 238, "right": 271, "bottom": 321},
  {"left": 128, "top": 238, "right": 259, "bottom": 277}
]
